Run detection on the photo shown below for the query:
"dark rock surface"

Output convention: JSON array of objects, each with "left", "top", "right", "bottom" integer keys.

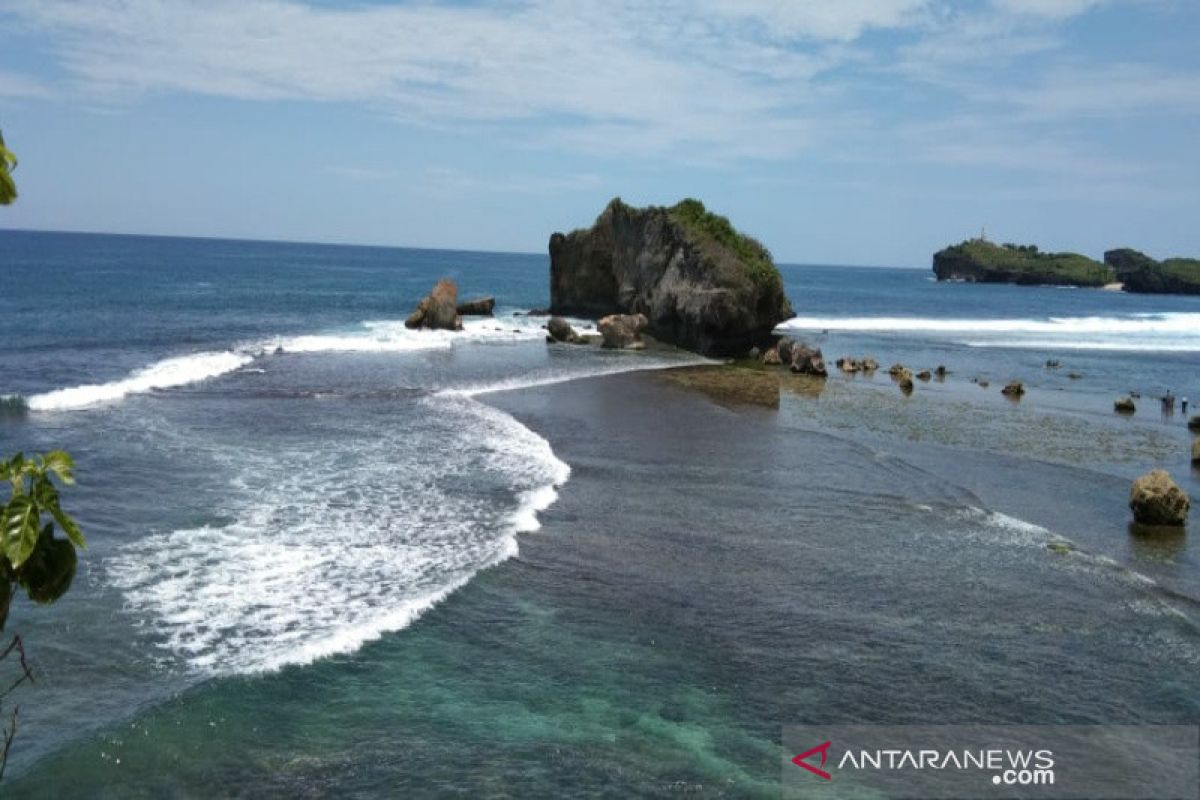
[{"left": 549, "top": 198, "right": 793, "bottom": 356}]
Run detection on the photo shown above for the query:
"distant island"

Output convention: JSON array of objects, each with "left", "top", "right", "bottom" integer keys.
[{"left": 932, "top": 238, "right": 1200, "bottom": 294}]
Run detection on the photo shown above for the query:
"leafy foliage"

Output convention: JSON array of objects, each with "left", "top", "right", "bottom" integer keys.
[
  {"left": 667, "top": 198, "right": 782, "bottom": 291},
  {"left": 0, "top": 130, "right": 16, "bottom": 206},
  {"left": 0, "top": 452, "right": 85, "bottom": 631}
]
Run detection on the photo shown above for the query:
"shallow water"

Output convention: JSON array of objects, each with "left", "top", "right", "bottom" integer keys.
[{"left": 0, "top": 231, "right": 1197, "bottom": 796}]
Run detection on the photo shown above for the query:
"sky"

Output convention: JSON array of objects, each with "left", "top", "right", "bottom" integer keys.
[{"left": 0, "top": 0, "right": 1198, "bottom": 267}]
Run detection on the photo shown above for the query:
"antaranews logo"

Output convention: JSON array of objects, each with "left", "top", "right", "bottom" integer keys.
[{"left": 782, "top": 725, "right": 1200, "bottom": 800}]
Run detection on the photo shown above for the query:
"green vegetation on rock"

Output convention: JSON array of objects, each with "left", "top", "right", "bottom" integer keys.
[
  {"left": 667, "top": 198, "right": 782, "bottom": 293},
  {"left": 0, "top": 130, "right": 16, "bottom": 206},
  {"left": 1105, "top": 248, "right": 1200, "bottom": 295},
  {"left": 933, "top": 239, "right": 1113, "bottom": 287}
]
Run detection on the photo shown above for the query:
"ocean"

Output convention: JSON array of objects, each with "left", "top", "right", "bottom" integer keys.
[{"left": 0, "top": 229, "right": 1198, "bottom": 797}]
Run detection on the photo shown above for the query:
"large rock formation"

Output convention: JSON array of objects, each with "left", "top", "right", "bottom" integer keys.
[
  {"left": 1104, "top": 248, "right": 1200, "bottom": 295},
  {"left": 405, "top": 279, "right": 461, "bottom": 330},
  {"left": 933, "top": 239, "right": 1112, "bottom": 287},
  {"left": 1129, "top": 470, "right": 1190, "bottom": 527},
  {"left": 549, "top": 198, "right": 793, "bottom": 356}
]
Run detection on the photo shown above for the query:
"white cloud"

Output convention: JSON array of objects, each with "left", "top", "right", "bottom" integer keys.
[{"left": 2, "top": 0, "right": 934, "bottom": 157}]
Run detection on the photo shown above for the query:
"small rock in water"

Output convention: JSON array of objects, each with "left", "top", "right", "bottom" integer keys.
[
  {"left": 789, "top": 344, "right": 827, "bottom": 377},
  {"left": 1188, "top": 415, "right": 1200, "bottom": 433},
  {"left": 1129, "top": 469, "right": 1190, "bottom": 526},
  {"left": 760, "top": 346, "right": 782, "bottom": 365},
  {"left": 1192, "top": 439, "right": 1200, "bottom": 466},
  {"left": 888, "top": 363, "right": 906, "bottom": 377},
  {"left": 895, "top": 368, "right": 914, "bottom": 393},
  {"left": 405, "top": 278, "right": 462, "bottom": 331},
  {"left": 916, "top": 369, "right": 932, "bottom": 381},
  {"left": 978, "top": 379, "right": 990, "bottom": 389},
  {"left": 1045, "top": 359, "right": 1061, "bottom": 369},
  {"left": 1068, "top": 372, "right": 1083, "bottom": 380},
  {"left": 1114, "top": 397, "right": 1136, "bottom": 414},
  {"left": 546, "top": 316, "right": 587, "bottom": 344},
  {"left": 777, "top": 337, "right": 796, "bottom": 364},
  {"left": 935, "top": 365, "right": 947, "bottom": 377},
  {"left": 1001, "top": 380, "right": 1025, "bottom": 397}
]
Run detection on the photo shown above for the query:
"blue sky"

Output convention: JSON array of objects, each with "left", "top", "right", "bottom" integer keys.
[{"left": 0, "top": 0, "right": 1198, "bottom": 267}]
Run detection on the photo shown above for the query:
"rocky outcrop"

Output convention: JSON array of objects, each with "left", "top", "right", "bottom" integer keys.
[
  {"left": 405, "top": 279, "right": 461, "bottom": 330},
  {"left": 760, "top": 346, "right": 781, "bottom": 365},
  {"left": 598, "top": 313, "right": 648, "bottom": 350},
  {"left": 1114, "top": 397, "right": 1136, "bottom": 414},
  {"left": 456, "top": 296, "right": 495, "bottom": 316},
  {"left": 788, "top": 343, "right": 827, "bottom": 377},
  {"left": 1129, "top": 470, "right": 1190, "bottom": 526},
  {"left": 1105, "top": 249, "right": 1200, "bottom": 295},
  {"left": 549, "top": 198, "right": 793, "bottom": 356},
  {"left": 1190, "top": 416, "right": 1200, "bottom": 433}
]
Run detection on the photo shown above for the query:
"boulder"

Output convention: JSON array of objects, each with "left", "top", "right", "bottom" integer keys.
[
  {"left": 837, "top": 357, "right": 860, "bottom": 373},
  {"left": 1193, "top": 439, "right": 1200, "bottom": 466},
  {"left": 1189, "top": 415, "right": 1200, "bottom": 433},
  {"left": 978, "top": 380, "right": 990, "bottom": 389},
  {"left": 1001, "top": 380, "right": 1025, "bottom": 397},
  {"left": 789, "top": 344, "right": 827, "bottom": 377},
  {"left": 405, "top": 279, "right": 462, "bottom": 330},
  {"left": 896, "top": 368, "right": 914, "bottom": 393},
  {"left": 546, "top": 316, "right": 587, "bottom": 344},
  {"left": 888, "top": 363, "right": 907, "bottom": 376},
  {"left": 598, "top": 313, "right": 648, "bottom": 350},
  {"left": 777, "top": 337, "right": 796, "bottom": 364},
  {"left": 747, "top": 346, "right": 761, "bottom": 360},
  {"left": 456, "top": 296, "right": 495, "bottom": 316},
  {"left": 549, "top": 198, "right": 794, "bottom": 356},
  {"left": 916, "top": 369, "right": 932, "bottom": 381},
  {"left": 761, "top": 347, "right": 782, "bottom": 366},
  {"left": 1114, "top": 397, "right": 1136, "bottom": 414},
  {"left": 935, "top": 365, "right": 947, "bottom": 377},
  {"left": 861, "top": 358, "right": 879, "bottom": 372},
  {"left": 1129, "top": 469, "right": 1190, "bottom": 526}
]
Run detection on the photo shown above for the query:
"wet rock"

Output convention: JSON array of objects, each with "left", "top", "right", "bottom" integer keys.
[
  {"left": 861, "top": 358, "right": 879, "bottom": 372},
  {"left": 978, "top": 380, "right": 990, "bottom": 389},
  {"left": 935, "top": 365, "right": 947, "bottom": 377},
  {"left": 456, "top": 296, "right": 495, "bottom": 316},
  {"left": 1193, "top": 439, "right": 1200, "bottom": 466},
  {"left": 1001, "top": 380, "right": 1025, "bottom": 397},
  {"left": 547, "top": 316, "right": 586, "bottom": 344},
  {"left": 888, "top": 363, "right": 907, "bottom": 377},
  {"left": 598, "top": 313, "right": 648, "bottom": 349},
  {"left": 405, "top": 279, "right": 462, "bottom": 330},
  {"left": 789, "top": 344, "right": 827, "bottom": 377},
  {"left": 1129, "top": 469, "right": 1190, "bottom": 526},
  {"left": 1068, "top": 372, "right": 1083, "bottom": 380},
  {"left": 1114, "top": 397, "right": 1136, "bottom": 414},
  {"left": 777, "top": 337, "right": 796, "bottom": 365},
  {"left": 1189, "top": 415, "right": 1200, "bottom": 433},
  {"left": 761, "top": 346, "right": 782, "bottom": 365},
  {"left": 896, "top": 367, "right": 914, "bottom": 393},
  {"left": 837, "top": 357, "right": 860, "bottom": 373},
  {"left": 659, "top": 365, "right": 779, "bottom": 409},
  {"left": 748, "top": 346, "right": 761, "bottom": 360},
  {"left": 916, "top": 370, "right": 932, "bottom": 381},
  {"left": 1045, "top": 359, "right": 1061, "bottom": 369}
]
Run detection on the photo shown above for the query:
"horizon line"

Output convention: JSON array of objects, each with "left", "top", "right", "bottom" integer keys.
[{"left": 0, "top": 225, "right": 922, "bottom": 271}]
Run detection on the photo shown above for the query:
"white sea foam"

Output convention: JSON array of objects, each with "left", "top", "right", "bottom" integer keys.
[
  {"left": 106, "top": 394, "right": 570, "bottom": 674},
  {"left": 22, "top": 312, "right": 595, "bottom": 412},
  {"left": 27, "top": 351, "right": 253, "bottom": 411},
  {"left": 777, "top": 312, "right": 1200, "bottom": 352}
]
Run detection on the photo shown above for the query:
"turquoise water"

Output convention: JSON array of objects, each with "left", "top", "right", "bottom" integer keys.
[{"left": 0, "top": 230, "right": 1198, "bottom": 797}]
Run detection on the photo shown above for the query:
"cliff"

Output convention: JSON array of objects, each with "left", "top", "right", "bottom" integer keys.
[
  {"left": 932, "top": 239, "right": 1113, "bottom": 287},
  {"left": 1104, "top": 248, "right": 1200, "bottom": 295},
  {"left": 549, "top": 198, "right": 793, "bottom": 356}
]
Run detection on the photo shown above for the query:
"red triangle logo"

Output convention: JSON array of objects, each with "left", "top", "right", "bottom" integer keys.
[{"left": 792, "top": 740, "right": 832, "bottom": 780}]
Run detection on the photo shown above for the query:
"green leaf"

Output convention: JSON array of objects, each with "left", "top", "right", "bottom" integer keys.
[
  {"left": 3, "top": 493, "right": 42, "bottom": 568},
  {"left": 21, "top": 534, "right": 76, "bottom": 604},
  {"left": 42, "top": 450, "right": 75, "bottom": 484},
  {"left": 49, "top": 503, "right": 85, "bottom": 549}
]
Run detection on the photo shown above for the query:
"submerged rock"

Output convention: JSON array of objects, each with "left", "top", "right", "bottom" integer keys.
[
  {"left": 916, "top": 369, "right": 932, "bottom": 382},
  {"left": 598, "top": 313, "right": 648, "bottom": 350},
  {"left": 888, "top": 363, "right": 906, "bottom": 377},
  {"left": 659, "top": 365, "right": 779, "bottom": 409},
  {"left": 1129, "top": 469, "right": 1190, "bottom": 526},
  {"left": 405, "top": 279, "right": 462, "bottom": 330},
  {"left": 1189, "top": 415, "right": 1200, "bottom": 433},
  {"left": 456, "top": 296, "right": 495, "bottom": 316},
  {"left": 935, "top": 365, "right": 947, "bottom": 377},
  {"left": 1001, "top": 380, "right": 1025, "bottom": 397},
  {"left": 1114, "top": 397, "right": 1136, "bottom": 414},
  {"left": 1193, "top": 439, "right": 1200, "bottom": 466},
  {"left": 549, "top": 198, "right": 793, "bottom": 356},
  {"left": 897, "top": 368, "right": 914, "bottom": 393}
]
